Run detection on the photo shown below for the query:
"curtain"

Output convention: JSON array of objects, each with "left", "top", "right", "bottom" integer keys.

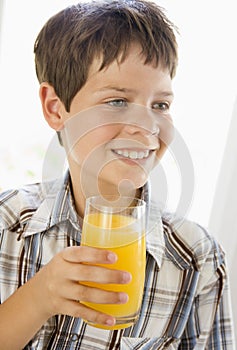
[{"left": 209, "top": 96, "right": 237, "bottom": 337}]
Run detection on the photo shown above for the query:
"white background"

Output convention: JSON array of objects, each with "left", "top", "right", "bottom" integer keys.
[{"left": 0, "top": 0, "right": 236, "bottom": 341}]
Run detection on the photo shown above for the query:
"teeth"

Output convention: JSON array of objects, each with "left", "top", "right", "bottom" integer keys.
[{"left": 114, "top": 149, "right": 150, "bottom": 159}]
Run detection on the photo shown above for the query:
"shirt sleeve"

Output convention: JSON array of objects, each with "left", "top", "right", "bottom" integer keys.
[
  {"left": 179, "top": 258, "right": 235, "bottom": 349},
  {"left": 205, "top": 272, "right": 235, "bottom": 349}
]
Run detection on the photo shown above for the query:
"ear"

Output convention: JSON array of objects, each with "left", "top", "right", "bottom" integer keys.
[{"left": 39, "top": 82, "right": 66, "bottom": 131}]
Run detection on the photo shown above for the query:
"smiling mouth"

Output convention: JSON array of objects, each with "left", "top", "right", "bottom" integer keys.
[{"left": 112, "top": 149, "right": 153, "bottom": 160}]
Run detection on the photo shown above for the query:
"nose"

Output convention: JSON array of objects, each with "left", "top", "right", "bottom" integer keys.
[
  {"left": 124, "top": 122, "right": 159, "bottom": 136},
  {"left": 121, "top": 104, "right": 159, "bottom": 135},
  {"left": 121, "top": 104, "right": 174, "bottom": 146}
]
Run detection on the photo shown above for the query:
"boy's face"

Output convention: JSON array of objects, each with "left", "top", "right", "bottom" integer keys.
[{"left": 60, "top": 45, "right": 174, "bottom": 198}]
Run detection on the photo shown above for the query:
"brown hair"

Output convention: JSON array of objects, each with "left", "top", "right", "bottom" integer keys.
[{"left": 34, "top": 0, "right": 178, "bottom": 112}]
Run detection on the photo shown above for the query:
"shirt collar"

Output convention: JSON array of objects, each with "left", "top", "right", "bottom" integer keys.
[
  {"left": 23, "top": 172, "right": 165, "bottom": 268},
  {"left": 146, "top": 200, "right": 166, "bottom": 268},
  {"left": 23, "top": 171, "right": 80, "bottom": 236}
]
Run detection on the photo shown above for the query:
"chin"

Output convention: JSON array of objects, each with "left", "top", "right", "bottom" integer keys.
[
  {"left": 115, "top": 175, "right": 148, "bottom": 195},
  {"left": 98, "top": 165, "right": 150, "bottom": 194}
]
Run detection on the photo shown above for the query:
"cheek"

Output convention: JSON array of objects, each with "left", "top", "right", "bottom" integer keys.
[
  {"left": 67, "top": 126, "right": 119, "bottom": 163},
  {"left": 156, "top": 141, "right": 167, "bottom": 160}
]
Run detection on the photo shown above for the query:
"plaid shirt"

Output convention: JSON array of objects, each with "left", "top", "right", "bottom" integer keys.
[{"left": 0, "top": 172, "right": 235, "bottom": 349}]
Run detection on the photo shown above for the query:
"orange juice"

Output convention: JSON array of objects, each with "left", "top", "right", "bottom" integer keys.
[{"left": 81, "top": 212, "right": 146, "bottom": 330}]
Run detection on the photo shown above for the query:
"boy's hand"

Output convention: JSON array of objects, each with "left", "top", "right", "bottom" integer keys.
[{"left": 34, "top": 246, "right": 131, "bottom": 326}]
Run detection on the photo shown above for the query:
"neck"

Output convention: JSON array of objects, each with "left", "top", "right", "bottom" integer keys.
[{"left": 69, "top": 170, "right": 142, "bottom": 218}]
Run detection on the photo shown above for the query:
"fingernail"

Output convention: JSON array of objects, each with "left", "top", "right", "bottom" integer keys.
[
  {"left": 107, "top": 252, "right": 117, "bottom": 263},
  {"left": 122, "top": 272, "right": 132, "bottom": 283},
  {"left": 105, "top": 318, "right": 115, "bottom": 326},
  {"left": 118, "top": 292, "right": 129, "bottom": 304}
]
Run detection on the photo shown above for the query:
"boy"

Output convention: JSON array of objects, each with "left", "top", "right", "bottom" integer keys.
[{"left": 0, "top": 0, "right": 235, "bottom": 349}]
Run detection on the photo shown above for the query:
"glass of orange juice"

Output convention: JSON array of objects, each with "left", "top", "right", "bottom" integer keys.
[{"left": 81, "top": 195, "right": 146, "bottom": 330}]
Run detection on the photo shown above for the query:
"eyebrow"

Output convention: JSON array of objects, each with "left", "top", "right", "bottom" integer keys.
[
  {"left": 97, "top": 86, "right": 135, "bottom": 93},
  {"left": 96, "top": 85, "right": 174, "bottom": 98}
]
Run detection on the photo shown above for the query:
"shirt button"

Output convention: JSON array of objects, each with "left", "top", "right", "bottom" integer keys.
[{"left": 70, "top": 333, "right": 79, "bottom": 342}]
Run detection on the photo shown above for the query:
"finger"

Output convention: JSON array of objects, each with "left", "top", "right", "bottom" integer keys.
[
  {"left": 60, "top": 299, "right": 116, "bottom": 327},
  {"left": 67, "top": 263, "right": 132, "bottom": 284},
  {"left": 61, "top": 246, "right": 117, "bottom": 264},
  {"left": 63, "top": 281, "right": 129, "bottom": 304}
]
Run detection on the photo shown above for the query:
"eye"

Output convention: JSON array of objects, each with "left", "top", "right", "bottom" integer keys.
[
  {"left": 152, "top": 102, "right": 170, "bottom": 112},
  {"left": 106, "top": 99, "right": 128, "bottom": 108}
]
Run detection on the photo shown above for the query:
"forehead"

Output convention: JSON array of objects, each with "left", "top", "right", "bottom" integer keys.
[
  {"left": 87, "top": 44, "right": 172, "bottom": 89},
  {"left": 89, "top": 42, "right": 171, "bottom": 76}
]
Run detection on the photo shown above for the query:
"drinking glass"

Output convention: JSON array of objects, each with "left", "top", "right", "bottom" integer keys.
[{"left": 81, "top": 195, "right": 146, "bottom": 330}]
